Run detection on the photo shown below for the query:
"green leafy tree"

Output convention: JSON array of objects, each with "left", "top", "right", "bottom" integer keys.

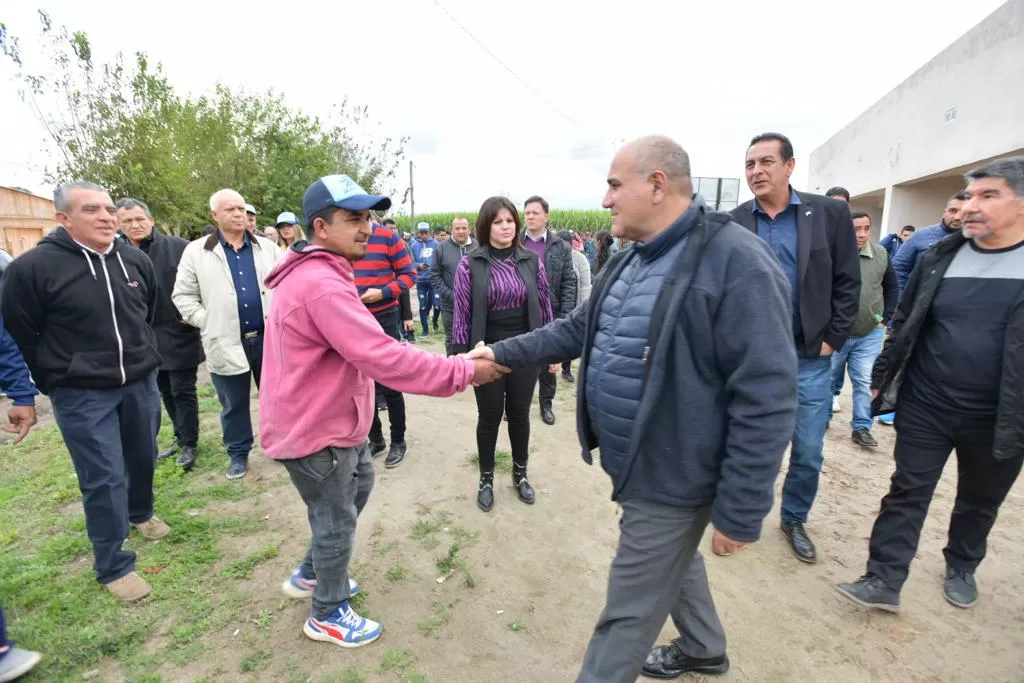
[{"left": 2, "top": 10, "right": 406, "bottom": 238}]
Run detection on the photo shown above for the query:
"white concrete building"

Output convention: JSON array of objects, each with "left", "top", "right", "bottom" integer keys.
[{"left": 808, "top": 0, "right": 1024, "bottom": 237}]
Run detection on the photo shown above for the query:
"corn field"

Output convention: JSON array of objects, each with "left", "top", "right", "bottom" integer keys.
[{"left": 390, "top": 209, "right": 611, "bottom": 235}]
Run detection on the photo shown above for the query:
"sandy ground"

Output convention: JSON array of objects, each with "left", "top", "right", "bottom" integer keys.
[{"left": 5, "top": 335, "right": 1024, "bottom": 682}]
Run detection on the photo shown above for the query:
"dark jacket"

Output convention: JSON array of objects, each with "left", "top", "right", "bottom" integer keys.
[
  {"left": 871, "top": 232, "right": 1024, "bottom": 461},
  {"left": 892, "top": 220, "right": 956, "bottom": 295},
  {"left": 731, "top": 192, "right": 861, "bottom": 356},
  {"left": 879, "top": 233, "right": 902, "bottom": 260},
  {"left": 1, "top": 227, "right": 161, "bottom": 393},
  {"left": 429, "top": 237, "right": 475, "bottom": 312},
  {"left": 526, "top": 229, "right": 577, "bottom": 319},
  {"left": 491, "top": 210, "right": 798, "bottom": 542},
  {"left": 451, "top": 245, "right": 545, "bottom": 355},
  {"left": 125, "top": 232, "right": 204, "bottom": 371}
]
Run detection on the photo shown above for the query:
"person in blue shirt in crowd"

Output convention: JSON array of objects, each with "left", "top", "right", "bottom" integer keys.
[
  {"left": 880, "top": 225, "right": 915, "bottom": 260},
  {"left": 0, "top": 291, "right": 42, "bottom": 682},
  {"left": 409, "top": 222, "right": 439, "bottom": 336}
]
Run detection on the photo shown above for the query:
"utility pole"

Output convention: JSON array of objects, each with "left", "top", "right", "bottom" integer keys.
[{"left": 409, "top": 160, "right": 415, "bottom": 234}]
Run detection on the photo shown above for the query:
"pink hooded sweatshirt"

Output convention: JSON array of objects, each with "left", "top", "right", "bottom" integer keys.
[{"left": 259, "top": 245, "right": 475, "bottom": 460}]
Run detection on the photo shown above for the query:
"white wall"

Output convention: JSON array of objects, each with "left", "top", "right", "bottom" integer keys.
[{"left": 808, "top": 0, "right": 1024, "bottom": 196}]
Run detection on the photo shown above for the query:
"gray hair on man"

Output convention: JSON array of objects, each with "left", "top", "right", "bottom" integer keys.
[
  {"left": 631, "top": 135, "right": 692, "bottom": 194},
  {"left": 114, "top": 197, "right": 152, "bottom": 217},
  {"left": 209, "top": 188, "right": 243, "bottom": 211},
  {"left": 965, "top": 156, "right": 1024, "bottom": 197},
  {"left": 53, "top": 181, "right": 107, "bottom": 212}
]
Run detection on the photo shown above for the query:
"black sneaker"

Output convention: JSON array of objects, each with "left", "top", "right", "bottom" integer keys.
[
  {"left": 560, "top": 370, "right": 575, "bottom": 383},
  {"left": 642, "top": 642, "right": 729, "bottom": 679},
  {"left": 835, "top": 574, "right": 900, "bottom": 613},
  {"left": 540, "top": 405, "right": 555, "bottom": 426},
  {"left": 385, "top": 442, "right": 407, "bottom": 469},
  {"left": 369, "top": 439, "right": 387, "bottom": 458},
  {"left": 158, "top": 445, "right": 179, "bottom": 460},
  {"left": 851, "top": 428, "right": 878, "bottom": 448},
  {"left": 226, "top": 457, "right": 248, "bottom": 480},
  {"left": 176, "top": 446, "right": 197, "bottom": 471},
  {"left": 943, "top": 567, "right": 978, "bottom": 608}
]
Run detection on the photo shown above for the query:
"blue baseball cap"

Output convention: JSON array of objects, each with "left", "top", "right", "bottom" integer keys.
[
  {"left": 302, "top": 175, "right": 392, "bottom": 224},
  {"left": 275, "top": 211, "right": 299, "bottom": 226}
]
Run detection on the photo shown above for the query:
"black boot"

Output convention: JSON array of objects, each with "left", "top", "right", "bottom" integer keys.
[
  {"left": 477, "top": 470, "right": 494, "bottom": 512},
  {"left": 512, "top": 463, "right": 535, "bottom": 505}
]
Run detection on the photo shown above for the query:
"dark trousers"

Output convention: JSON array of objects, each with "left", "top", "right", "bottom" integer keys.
[
  {"left": 156, "top": 367, "right": 199, "bottom": 448},
  {"left": 866, "top": 395, "right": 1023, "bottom": 590},
  {"left": 537, "top": 364, "right": 556, "bottom": 409},
  {"left": 209, "top": 334, "right": 263, "bottom": 460},
  {"left": 284, "top": 443, "right": 375, "bottom": 620},
  {"left": 49, "top": 372, "right": 161, "bottom": 584},
  {"left": 577, "top": 500, "right": 726, "bottom": 682},
  {"left": 442, "top": 308, "right": 455, "bottom": 356},
  {"left": 561, "top": 360, "right": 572, "bottom": 375},
  {"left": 473, "top": 366, "right": 538, "bottom": 472},
  {"left": 369, "top": 307, "right": 406, "bottom": 443}
]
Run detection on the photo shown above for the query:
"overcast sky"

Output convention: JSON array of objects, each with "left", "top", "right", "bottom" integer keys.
[{"left": 0, "top": 0, "right": 1006, "bottom": 213}]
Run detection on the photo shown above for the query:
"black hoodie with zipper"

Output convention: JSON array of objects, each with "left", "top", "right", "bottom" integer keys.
[{"left": 1, "top": 226, "right": 162, "bottom": 394}]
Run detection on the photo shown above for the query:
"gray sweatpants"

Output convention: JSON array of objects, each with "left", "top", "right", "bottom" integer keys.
[
  {"left": 577, "top": 499, "right": 727, "bottom": 683},
  {"left": 282, "top": 443, "right": 375, "bottom": 620}
]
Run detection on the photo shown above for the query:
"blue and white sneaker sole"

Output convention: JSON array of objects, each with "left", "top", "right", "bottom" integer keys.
[
  {"left": 303, "top": 619, "right": 381, "bottom": 648},
  {"left": 281, "top": 578, "right": 359, "bottom": 600}
]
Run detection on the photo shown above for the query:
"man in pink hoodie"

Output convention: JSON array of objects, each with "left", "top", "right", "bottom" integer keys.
[{"left": 260, "top": 175, "right": 509, "bottom": 648}]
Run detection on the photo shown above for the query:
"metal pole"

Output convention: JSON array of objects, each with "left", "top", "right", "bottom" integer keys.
[{"left": 409, "top": 160, "right": 415, "bottom": 235}]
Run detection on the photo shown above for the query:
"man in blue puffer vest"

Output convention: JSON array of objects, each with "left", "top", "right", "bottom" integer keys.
[{"left": 469, "top": 136, "right": 797, "bottom": 682}]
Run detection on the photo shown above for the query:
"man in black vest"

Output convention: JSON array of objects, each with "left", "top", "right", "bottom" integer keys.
[{"left": 116, "top": 198, "right": 205, "bottom": 471}]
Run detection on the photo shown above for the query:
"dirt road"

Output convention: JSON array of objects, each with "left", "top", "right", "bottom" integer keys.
[{"left": 7, "top": 335, "right": 1023, "bottom": 682}]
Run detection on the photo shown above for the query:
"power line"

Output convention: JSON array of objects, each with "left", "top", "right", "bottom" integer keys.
[{"left": 430, "top": 0, "right": 607, "bottom": 143}]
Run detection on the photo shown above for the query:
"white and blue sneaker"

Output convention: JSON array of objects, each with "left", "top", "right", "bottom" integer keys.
[
  {"left": 877, "top": 412, "right": 896, "bottom": 426},
  {"left": 303, "top": 603, "right": 381, "bottom": 648},
  {"left": 281, "top": 566, "right": 359, "bottom": 600}
]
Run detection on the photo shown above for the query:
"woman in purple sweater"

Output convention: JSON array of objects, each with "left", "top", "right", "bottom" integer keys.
[{"left": 452, "top": 196, "right": 555, "bottom": 512}]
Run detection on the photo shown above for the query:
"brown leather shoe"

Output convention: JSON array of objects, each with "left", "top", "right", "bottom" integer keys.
[
  {"left": 105, "top": 572, "right": 152, "bottom": 602},
  {"left": 133, "top": 516, "right": 170, "bottom": 541}
]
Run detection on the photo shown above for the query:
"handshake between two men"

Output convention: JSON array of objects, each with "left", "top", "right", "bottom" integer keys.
[{"left": 463, "top": 342, "right": 561, "bottom": 387}]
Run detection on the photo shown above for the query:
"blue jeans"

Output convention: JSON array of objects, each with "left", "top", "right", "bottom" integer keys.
[
  {"left": 781, "top": 355, "right": 832, "bottom": 524},
  {"left": 49, "top": 372, "right": 161, "bottom": 584},
  {"left": 417, "top": 281, "right": 435, "bottom": 334},
  {"left": 210, "top": 333, "right": 263, "bottom": 460},
  {"left": 829, "top": 327, "right": 885, "bottom": 431}
]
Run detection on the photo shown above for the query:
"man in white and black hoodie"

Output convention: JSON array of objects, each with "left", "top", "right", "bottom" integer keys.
[{"left": 1, "top": 181, "right": 169, "bottom": 603}]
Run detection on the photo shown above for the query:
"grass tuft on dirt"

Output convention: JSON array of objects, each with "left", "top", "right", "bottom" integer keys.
[{"left": 468, "top": 449, "right": 513, "bottom": 473}]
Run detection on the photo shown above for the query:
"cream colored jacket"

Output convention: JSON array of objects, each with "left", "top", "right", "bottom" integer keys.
[{"left": 172, "top": 231, "right": 281, "bottom": 376}]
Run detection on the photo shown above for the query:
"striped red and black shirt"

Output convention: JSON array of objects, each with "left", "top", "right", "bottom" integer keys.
[{"left": 353, "top": 225, "right": 416, "bottom": 314}]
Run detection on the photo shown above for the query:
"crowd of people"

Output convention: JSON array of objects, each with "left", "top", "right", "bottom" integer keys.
[{"left": 0, "top": 131, "right": 1021, "bottom": 682}]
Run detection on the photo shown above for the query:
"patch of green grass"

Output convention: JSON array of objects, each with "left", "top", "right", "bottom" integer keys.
[
  {"left": 417, "top": 600, "right": 457, "bottom": 637},
  {"left": 436, "top": 541, "right": 475, "bottom": 588},
  {"left": 380, "top": 648, "right": 414, "bottom": 673},
  {"left": 279, "top": 656, "right": 311, "bottom": 683},
  {"left": 406, "top": 674, "right": 428, "bottom": 683},
  {"left": 198, "top": 397, "right": 222, "bottom": 413},
  {"left": 374, "top": 540, "right": 397, "bottom": 556},
  {"left": 0, "top": 383, "right": 274, "bottom": 681},
  {"left": 469, "top": 449, "right": 513, "bottom": 473},
  {"left": 240, "top": 650, "right": 272, "bottom": 673},
  {"left": 223, "top": 544, "right": 279, "bottom": 580},
  {"left": 386, "top": 565, "right": 407, "bottom": 582},
  {"left": 336, "top": 668, "right": 365, "bottom": 683},
  {"left": 411, "top": 518, "right": 441, "bottom": 539},
  {"left": 507, "top": 620, "right": 526, "bottom": 632}
]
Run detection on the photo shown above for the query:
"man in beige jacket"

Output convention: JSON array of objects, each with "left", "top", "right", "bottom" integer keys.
[{"left": 173, "top": 189, "right": 281, "bottom": 479}]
